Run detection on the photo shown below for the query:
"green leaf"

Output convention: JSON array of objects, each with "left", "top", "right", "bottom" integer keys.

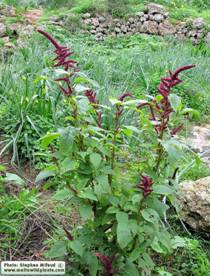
[
  {"left": 79, "top": 187, "right": 98, "bottom": 201},
  {"left": 52, "top": 188, "right": 71, "bottom": 201},
  {"left": 96, "top": 175, "right": 111, "bottom": 194},
  {"left": 171, "top": 236, "right": 186, "bottom": 249},
  {"left": 61, "top": 158, "right": 78, "bottom": 173},
  {"left": 129, "top": 245, "right": 142, "bottom": 262},
  {"left": 46, "top": 241, "right": 67, "bottom": 258},
  {"left": 181, "top": 108, "right": 200, "bottom": 120},
  {"left": 35, "top": 169, "right": 56, "bottom": 183},
  {"left": 141, "top": 209, "right": 159, "bottom": 224},
  {"left": 168, "top": 94, "right": 182, "bottom": 112},
  {"left": 69, "top": 240, "right": 84, "bottom": 256},
  {"left": 79, "top": 204, "right": 93, "bottom": 220},
  {"left": 124, "top": 260, "right": 140, "bottom": 276},
  {"left": 116, "top": 212, "right": 132, "bottom": 249},
  {"left": 40, "top": 132, "right": 60, "bottom": 148},
  {"left": 151, "top": 237, "right": 165, "bottom": 253},
  {"left": 5, "top": 173, "right": 24, "bottom": 186},
  {"left": 153, "top": 185, "right": 174, "bottom": 195},
  {"left": 161, "top": 139, "right": 184, "bottom": 162},
  {"left": 90, "top": 153, "right": 102, "bottom": 169}
]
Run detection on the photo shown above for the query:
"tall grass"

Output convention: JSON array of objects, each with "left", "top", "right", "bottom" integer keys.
[{"left": 0, "top": 31, "right": 209, "bottom": 163}]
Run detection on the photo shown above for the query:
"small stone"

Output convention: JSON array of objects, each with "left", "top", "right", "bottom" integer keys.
[
  {"left": 115, "top": 27, "right": 121, "bottom": 33},
  {"left": 82, "top": 13, "right": 91, "bottom": 19},
  {"left": 159, "top": 20, "right": 176, "bottom": 35},
  {"left": 98, "top": 16, "right": 106, "bottom": 23},
  {"left": 136, "top": 12, "right": 144, "bottom": 18},
  {"left": 2, "top": 36, "right": 9, "bottom": 43},
  {"left": 205, "top": 32, "right": 210, "bottom": 44},
  {"left": 140, "top": 21, "right": 159, "bottom": 34},
  {"left": 149, "top": 14, "right": 154, "bottom": 21},
  {"left": 92, "top": 18, "right": 100, "bottom": 27},
  {"left": 145, "top": 3, "right": 166, "bottom": 15},
  {"left": 193, "top": 17, "right": 205, "bottom": 29},
  {"left": 121, "top": 25, "right": 127, "bottom": 33},
  {"left": 90, "top": 29, "right": 96, "bottom": 34},
  {"left": 0, "top": 22, "right": 6, "bottom": 37},
  {"left": 153, "top": 13, "right": 164, "bottom": 23},
  {"left": 129, "top": 17, "right": 135, "bottom": 24},
  {"left": 83, "top": 18, "right": 92, "bottom": 25},
  {"left": 0, "top": 5, "right": 16, "bottom": 17}
]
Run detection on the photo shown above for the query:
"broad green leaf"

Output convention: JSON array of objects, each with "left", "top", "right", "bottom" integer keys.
[
  {"left": 181, "top": 108, "right": 200, "bottom": 120},
  {"left": 141, "top": 209, "right": 159, "bottom": 224},
  {"left": 124, "top": 260, "right": 140, "bottom": 276},
  {"left": 84, "top": 252, "right": 98, "bottom": 276},
  {"left": 116, "top": 212, "right": 132, "bottom": 249},
  {"left": 161, "top": 139, "right": 184, "bottom": 162},
  {"left": 79, "top": 204, "right": 93, "bottom": 220},
  {"left": 129, "top": 245, "right": 143, "bottom": 262},
  {"left": 168, "top": 94, "right": 182, "bottom": 112},
  {"left": 61, "top": 158, "right": 78, "bottom": 173},
  {"left": 35, "top": 169, "right": 56, "bottom": 183},
  {"left": 5, "top": 173, "right": 24, "bottom": 186},
  {"left": 40, "top": 132, "right": 60, "bottom": 148},
  {"left": 96, "top": 175, "right": 111, "bottom": 194},
  {"left": 69, "top": 240, "right": 84, "bottom": 256},
  {"left": 79, "top": 187, "right": 98, "bottom": 201},
  {"left": 52, "top": 188, "right": 71, "bottom": 201},
  {"left": 46, "top": 241, "right": 67, "bottom": 258},
  {"left": 90, "top": 153, "right": 102, "bottom": 169},
  {"left": 153, "top": 185, "right": 174, "bottom": 195},
  {"left": 151, "top": 237, "right": 165, "bottom": 253},
  {"left": 171, "top": 236, "right": 186, "bottom": 249}
]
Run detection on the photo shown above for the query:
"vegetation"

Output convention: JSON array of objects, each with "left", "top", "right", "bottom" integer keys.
[{"left": 0, "top": 0, "right": 209, "bottom": 275}]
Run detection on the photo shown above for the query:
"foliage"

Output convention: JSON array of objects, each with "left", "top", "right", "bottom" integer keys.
[
  {"left": 36, "top": 30, "right": 200, "bottom": 275},
  {"left": 0, "top": 166, "right": 38, "bottom": 259}
]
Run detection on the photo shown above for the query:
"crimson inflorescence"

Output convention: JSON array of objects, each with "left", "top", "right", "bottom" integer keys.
[
  {"left": 138, "top": 65, "right": 195, "bottom": 137},
  {"left": 138, "top": 175, "right": 154, "bottom": 198},
  {"left": 37, "top": 29, "right": 77, "bottom": 97},
  {"left": 94, "top": 253, "right": 118, "bottom": 276}
]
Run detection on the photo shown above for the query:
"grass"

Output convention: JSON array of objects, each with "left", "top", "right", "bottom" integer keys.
[{"left": 1, "top": 28, "right": 210, "bottom": 163}]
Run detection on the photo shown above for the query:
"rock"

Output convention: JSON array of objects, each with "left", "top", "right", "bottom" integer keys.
[
  {"left": 0, "top": 22, "right": 6, "bottom": 37},
  {"left": 90, "top": 29, "right": 96, "bottom": 34},
  {"left": 186, "top": 125, "right": 210, "bottom": 167},
  {"left": 82, "top": 13, "right": 91, "bottom": 19},
  {"left": 205, "top": 32, "right": 210, "bottom": 44},
  {"left": 121, "top": 25, "right": 127, "bottom": 33},
  {"left": 145, "top": 3, "right": 166, "bottom": 15},
  {"left": 2, "top": 36, "right": 9, "bottom": 43},
  {"left": 140, "top": 21, "right": 159, "bottom": 35},
  {"left": 129, "top": 17, "right": 135, "bottom": 24},
  {"left": 83, "top": 18, "right": 92, "bottom": 25},
  {"left": 92, "top": 18, "right": 100, "bottom": 27},
  {"left": 114, "top": 27, "right": 121, "bottom": 33},
  {"left": 136, "top": 12, "right": 144, "bottom": 18},
  {"left": 193, "top": 17, "right": 205, "bottom": 29},
  {"left": 179, "top": 177, "right": 210, "bottom": 233},
  {"left": 153, "top": 13, "right": 164, "bottom": 23},
  {"left": 159, "top": 20, "right": 176, "bottom": 35},
  {"left": 98, "top": 16, "right": 106, "bottom": 23},
  {"left": 0, "top": 5, "right": 16, "bottom": 17}
]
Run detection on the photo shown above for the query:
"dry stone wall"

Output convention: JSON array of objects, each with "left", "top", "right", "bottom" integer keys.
[{"left": 81, "top": 3, "right": 209, "bottom": 45}]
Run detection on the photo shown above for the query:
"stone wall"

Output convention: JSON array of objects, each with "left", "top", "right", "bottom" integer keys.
[{"left": 81, "top": 3, "right": 209, "bottom": 45}]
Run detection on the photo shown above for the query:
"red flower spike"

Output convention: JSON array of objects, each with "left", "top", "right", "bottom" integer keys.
[
  {"left": 95, "top": 253, "right": 118, "bottom": 276},
  {"left": 171, "top": 123, "right": 184, "bottom": 136},
  {"left": 38, "top": 29, "right": 78, "bottom": 98},
  {"left": 62, "top": 225, "right": 73, "bottom": 241},
  {"left": 118, "top": 92, "right": 133, "bottom": 102},
  {"left": 138, "top": 175, "right": 154, "bottom": 198}
]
